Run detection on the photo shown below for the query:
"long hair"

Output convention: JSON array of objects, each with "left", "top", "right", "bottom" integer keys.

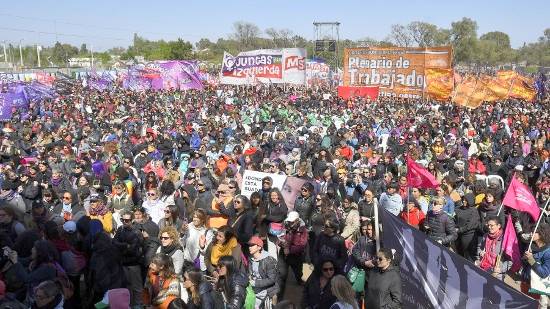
[
  {"left": 331, "top": 275, "right": 358, "bottom": 309},
  {"left": 216, "top": 225, "right": 236, "bottom": 245},
  {"left": 268, "top": 188, "right": 287, "bottom": 208},
  {"left": 150, "top": 253, "right": 176, "bottom": 279},
  {"left": 33, "top": 239, "right": 59, "bottom": 266},
  {"left": 185, "top": 269, "right": 203, "bottom": 305},
  {"left": 217, "top": 255, "right": 238, "bottom": 295}
]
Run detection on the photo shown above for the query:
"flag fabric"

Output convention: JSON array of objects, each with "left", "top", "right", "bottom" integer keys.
[
  {"left": 425, "top": 68, "right": 454, "bottom": 101},
  {"left": 502, "top": 214, "right": 522, "bottom": 272},
  {"left": 502, "top": 175, "right": 540, "bottom": 221},
  {"left": 406, "top": 157, "right": 439, "bottom": 189},
  {"left": 497, "top": 71, "right": 536, "bottom": 102},
  {"left": 0, "top": 93, "right": 14, "bottom": 121},
  {"left": 451, "top": 76, "right": 484, "bottom": 109}
]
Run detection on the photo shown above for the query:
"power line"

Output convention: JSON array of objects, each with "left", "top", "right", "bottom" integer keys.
[
  {"left": 0, "top": 12, "right": 203, "bottom": 39},
  {"left": 0, "top": 25, "right": 127, "bottom": 41}
]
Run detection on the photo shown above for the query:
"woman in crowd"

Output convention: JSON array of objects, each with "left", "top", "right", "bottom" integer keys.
[
  {"left": 423, "top": 197, "right": 457, "bottom": 248},
  {"left": 201, "top": 225, "right": 243, "bottom": 274},
  {"left": 109, "top": 180, "right": 134, "bottom": 223},
  {"left": 260, "top": 188, "right": 288, "bottom": 240},
  {"left": 302, "top": 259, "right": 338, "bottom": 309},
  {"left": 0, "top": 206, "right": 26, "bottom": 243},
  {"left": 223, "top": 195, "right": 254, "bottom": 249},
  {"left": 158, "top": 205, "right": 184, "bottom": 232},
  {"left": 475, "top": 216, "right": 511, "bottom": 281},
  {"left": 351, "top": 221, "right": 377, "bottom": 280},
  {"left": 478, "top": 189, "right": 505, "bottom": 232},
  {"left": 182, "top": 268, "right": 215, "bottom": 309},
  {"left": 365, "top": 248, "right": 402, "bottom": 309},
  {"left": 182, "top": 209, "right": 209, "bottom": 265},
  {"left": 144, "top": 253, "right": 181, "bottom": 309},
  {"left": 523, "top": 223, "right": 550, "bottom": 308},
  {"left": 358, "top": 189, "right": 377, "bottom": 223},
  {"left": 399, "top": 197, "right": 426, "bottom": 229},
  {"left": 88, "top": 194, "right": 114, "bottom": 234},
  {"left": 142, "top": 188, "right": 167, "bottom": 225},
  {"left": 340, "top": 196, "right": 360, "bottom": 243},
  {"left": 294, "top": 182, "right": 315, "bottom": 226},
  {"left": 157, "top": 226, "right": 184, "bottom": 276},
  {"left": 330, "top": 274, "right": 359, "bottom": 309},
  {"left": 213, "top": 255, "right": 247, "bottom": 309},
  {"left": 455, "top": 192, "right": 480, "bottom": 261},
  {"left": 132, "top": 206, "right": 160, "bottom": 267},
  {"left": 312, "top": 219, "right": 348, "bottom": 273}
]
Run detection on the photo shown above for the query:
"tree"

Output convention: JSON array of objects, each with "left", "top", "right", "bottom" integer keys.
[
  {"left": 231, "top": 21, "right": 261, "bottom": 50},
  {"left": 480, "top": 31, "right": 511, "bottom": 50},
  {"left": 388, "top": 24, "right": 413, "bottom": 47},
  {"left": 408, "top": 22, "right": 439, "bottom": 47},
  {"left": 450, "top": 17, "right": 479, "bottom": 63},
  {"left": 51, "top": 42, "right": 79, "bottom": 66},
  {"left": 167, "top": 39, "right": 193, "bottom": 59}
]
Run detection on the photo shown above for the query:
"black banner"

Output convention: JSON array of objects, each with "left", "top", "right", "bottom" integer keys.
[{"left": 381, "top": 208, "right": 536, "bottom": 308}]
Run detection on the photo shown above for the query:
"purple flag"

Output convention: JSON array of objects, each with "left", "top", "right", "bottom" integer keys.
[
  {"left": 0, "top": 93, "right": 15, "bottom": 121},
  {"left": 24, "top": 81, "right": 57, "bottom": 101}
]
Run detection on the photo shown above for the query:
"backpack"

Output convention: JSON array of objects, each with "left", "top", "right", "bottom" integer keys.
[{"left": 51, "top": 262, "right": 74, "bottom": 300}]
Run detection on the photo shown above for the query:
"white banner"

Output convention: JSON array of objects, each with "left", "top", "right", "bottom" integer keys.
[
  {"left": 240, "top": 170, "right": 287, "bottom": 198},
  {"left": 220, "top": 48, "right": 306, "bottom": 85}
]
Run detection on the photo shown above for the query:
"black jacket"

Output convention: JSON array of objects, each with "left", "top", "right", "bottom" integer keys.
[
  {"left": 249, "top": 252, "right": 279, "bottom": 297},
  {"left": 455, "top": 205, "right": 480, "bottom": 235},
  {"left": 302, "top": 274, "right": 337, "bottom": 309},
  {"left": 88, "top": 232, "right": 125, "bottom": 298},
  {"left": 424, "top": 211, "right": 457, "bottom": 246},
  {"left": 132, "top": 219, "right": 159, "bottom": 266},
  {"left": 187, "top": 282, "right": 215, "bottom": 309},
  {"left": 294, "top": 195, "right": 315, "bottom": 226},
  {"left": 113, "top": 225, "right": 144, "bottom": 266},
  {"left": 365, "top": 266, "right": 402, "bottom": 309},
  {"left": 312, "top": 233, "right": 348, "bottom": 271},
  {"left": 219, "top": 271, "right": 247, "bottom": 309},
  {"left": 226, "top": 209, "right": 254, "bottom": 246}
]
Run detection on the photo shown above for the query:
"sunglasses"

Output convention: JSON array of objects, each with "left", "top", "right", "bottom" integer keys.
[
  {"left": 316, "top": 198, "right": 322, "bottom": 201},
  {"left": 234, "top": 200, "right": 242, "bottom": 204},
  {"left": 322, "top": 267, "right": 334, "bottom": 272},
  {"left": 301, "top": 188, "right": 309, "bottom": 192},
  {"left": 147, "top": 192, "right": 156, "bottom": 196},
  {"left": 164, "top": 209, "right": 171, "bottom": 213},
  {"left": 160, "top": 236, "right": 171, "bottom": 240},
  {"left": 377, "top": 257, "right": 385, "bottom": 261},
  {"left": 121, "top": 218, "right": 132, "bottom": 223}
]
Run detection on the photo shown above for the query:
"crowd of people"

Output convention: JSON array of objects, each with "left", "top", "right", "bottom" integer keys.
[{"left": 0, "top": 79, "right": 548, "bottom": 309}]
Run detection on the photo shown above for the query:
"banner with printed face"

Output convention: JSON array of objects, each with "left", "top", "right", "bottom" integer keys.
[
  {"left": 381, "top": 208, "right": 537, "bottom": 309},
  {"left": 343, "top": 46, "right": 452, "bottom": 99},
  {"left": 220, "top": 48, "right": 306, "bottom": 85}
]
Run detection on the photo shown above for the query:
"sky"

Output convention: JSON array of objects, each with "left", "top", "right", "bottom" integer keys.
[{"left": 0, "top": 0, "right": 548, "bottom": 51}]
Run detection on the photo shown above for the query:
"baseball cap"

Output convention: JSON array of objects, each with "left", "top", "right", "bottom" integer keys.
[
  {"left": 247, "top": 236, "right": 264, "bottom": 247},
  {"left": 63, "top": 221, "right": 77, "bottom": 233},
  {"left": 284, "top": 211, "right": 300, "bottom": 222}
]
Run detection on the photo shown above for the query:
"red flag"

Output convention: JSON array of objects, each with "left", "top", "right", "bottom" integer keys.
[
  {"left": 502, "top": 214, "right": 522, "bottom": 272},
  {"left": 406, "top": 157, "right": 439, "bottom": 189},
  {"left": 502, "top": 175, "right": 540, "bottom": 221}
]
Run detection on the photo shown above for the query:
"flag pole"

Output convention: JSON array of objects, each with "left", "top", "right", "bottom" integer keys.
[
  {"left": 374, "top": 200, "right": 380, "bottom": 252},
  {"left": 528, "top": 198, "right": 550, "bottom": 251},
  {"left": 496, "top": 173, "right": 516, "bottom": 216}
]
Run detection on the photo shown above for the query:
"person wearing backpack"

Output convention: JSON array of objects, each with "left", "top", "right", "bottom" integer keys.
[{"left": 113, "top": 210, "right": 145, "bottom": 308}]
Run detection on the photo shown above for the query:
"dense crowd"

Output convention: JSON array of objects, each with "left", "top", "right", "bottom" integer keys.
[{"left": 0, "top": 81, "right": 548, "bottom": 309}]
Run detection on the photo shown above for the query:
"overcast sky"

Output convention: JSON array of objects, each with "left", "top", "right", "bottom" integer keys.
[{"left": 0, "top": 0, "right": 547, "bottom": 51}]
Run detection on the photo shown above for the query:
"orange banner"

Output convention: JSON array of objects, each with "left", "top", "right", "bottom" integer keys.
[
  {"left": 425, "top": 68, "right": 454, "bottom": 101},
  {"left": 452, "top": 76, "right": 484, "bottom": 109},
  {"left": 479, "top": 75, "right": 509, "bottom": 102},
  {"left": 343, "top": 46, "right": 452, "bottom": 99},
  {"left": 496, "top": 71, "right": 536, "bottom": 101}
]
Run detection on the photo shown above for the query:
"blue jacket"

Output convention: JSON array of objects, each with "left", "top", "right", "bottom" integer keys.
[{"left": 530, "top": 245, "right": 550, "bottom": 279}]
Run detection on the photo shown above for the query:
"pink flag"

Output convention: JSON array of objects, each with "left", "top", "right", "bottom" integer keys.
[
  {"left": 406, "top": 157, "right": 439, "bottom": 189},
  {"left": 502, "top": 214, "right": 522, "bottom": 272},
  {"left": 502, "top": 175, "right": 540, "bottom": 221}
]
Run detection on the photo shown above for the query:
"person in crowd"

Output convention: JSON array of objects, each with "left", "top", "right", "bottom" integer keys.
[
  {"left": 340, "top": 196, "right": 360, "bottom": 243},
  {"left": 88, "top": 193, "right": 114, "bottom": 234},
  {"left": 365, "top": 248, "right": 402, "bottom": 309},
  {"left": 144, "top": 253, "right": 181, "bottom": 309},
  {"left": 410, "top": 187, "right": 429, "bottom": 215},
  {"left": 294, "top": 182, "right": 315, "bottom": 227},
  {"left": 455, "top": 192, "right": 480, "bottom": 261},
  {"left": 475, "top": 216, "right": 511, "bottom": 280},
  {"left": 358, "top": 189, "right": 377, "bottom": 223},
  {"left": 312, "top": 218, "right": 348, "bottom": 272},
  {"left": 399, "top": 197, "right": 426, "bottom": 229},
  {"left": 212, "top": 255, "right": 247, "bottom": 309},
  {"left": 0, "top": 206, "right": 25, "bottom": 243},
  {"left": 330, "top": 274, "right": 359, "bottom": 309},
  {"left": 201, "top": 225, "right": 243, "bottom": 274},
  {"left": 352, "top": 221, "right": 378, "bottom": 281},
  {"left": 182, "top": 209, "right": 209, "bottom": 265},
  {"left": 260, "top": 188, "right": 288, "bottom": 241},
  {"left": 279, "top": 211, "right": 308, "bottom": 288},
  {"left": 132, "top": 206, "right": 160, "bottom": 267},
  {"left": 478, "top": 189, "right": 505, "bottom": 231},
  {"left": 378, "top": 182, "right": 402, "bottom": 216},
  {"left": 182, "top": 268, "right": 215, "bottom": 309},
  {"left": 222, "top": 194, "right": 254, "bottom": 249},
  {"left": 523, "top": 223, "right": 550, "bottom": 308},
  {"left": 142, "top": 188, "right": 167, "bottom": 225},
  {"left": 158, "top": 204, "right": 184, "bottom": 232},
  {"left": 247, "top": 235, "right": 279, "bottom": 308},
  {"left": 53, "top": 191, "right": 85, "bottom": 223},
  {"left": 423, "top": 197, "right": 457, "bottom": 248},
  {"left": 157, "top": 226, "right": 184, "bottom": 276},
  {"left": 302, "top": 259, "right": 338, "bottom": 309},
  {"left": 112, "top": 210, "right": 144, "bottom": 308},
  {"left": 109, "top": 180, "right": 134, "bottom": 224},
  {"left": 31, "top": 280, "right": 64, "bottom": 309}
]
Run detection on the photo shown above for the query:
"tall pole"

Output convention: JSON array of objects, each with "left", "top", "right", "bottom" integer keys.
[
  {"left": 2, "top": 42, "right": 6, "bottom": 65},
  {"left": 91, "top": 44, "right": 94, "bottom": 68},
  {"left": 528, "top": 198, "right": 550, "bottom": 251},
  {"left": 19, "top": 40, "right": 23, "bottom": 68},
  {"left": 37, "top": 45, "right": 41, "bottom": 68}
]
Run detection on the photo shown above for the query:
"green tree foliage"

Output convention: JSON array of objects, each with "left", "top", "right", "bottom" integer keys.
[
  {"left": 450, "top": 17, "right": 479, "bottom": 64},
  {"left": 51, "top": 42, "right": 79, "bottom": 66}
]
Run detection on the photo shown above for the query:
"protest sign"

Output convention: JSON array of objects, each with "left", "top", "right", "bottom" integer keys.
[
  {"left": 306, "top": 60, "right": 330, "bottom": 86},
  {"left": 220, "top": 48, "right": 306, "bottom": 85},
  {"left": 337, "top": 86, "right": 379, "bottom": 100},
  {"left": 343, "top": 46, "right": 452, "bottom": 99},
  {"left": 381, "top": 208, "right": 536, "bottom": 309},
  {"left": 240, "top": 170, "right": 287, "bottom": 198},
  {"left": 0, "top": 94, "right": 14, "bottom": 121}
]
